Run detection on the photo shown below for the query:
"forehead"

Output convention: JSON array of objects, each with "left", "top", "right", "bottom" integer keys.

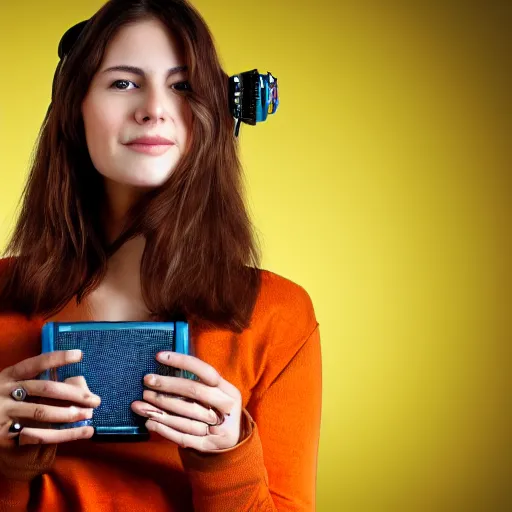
[{"left": 101, "top": 18, "right": 184, "bottom": 67}]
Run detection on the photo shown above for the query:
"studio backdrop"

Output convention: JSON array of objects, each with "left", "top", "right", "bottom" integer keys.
[{"left": 0, "top": 0, "right": 509, "bottom": 510}]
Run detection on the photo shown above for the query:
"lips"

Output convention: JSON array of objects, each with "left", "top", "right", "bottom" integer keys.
[{"left": 126, "top": 135, "right": 175, "bottom": 145}]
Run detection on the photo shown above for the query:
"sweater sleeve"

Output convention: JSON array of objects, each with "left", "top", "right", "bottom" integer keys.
[
  {"left": 0, "top": 445, "right": 57, "bottom": 511},
  {"left": 0, "top": 364, "right": 57, "bottom": 511},
  {"left": 178, "top": 323, "right": 322, "bottom": 511},
  {"left": 0, "top": 280, "right": 58, "bottom": 511}
]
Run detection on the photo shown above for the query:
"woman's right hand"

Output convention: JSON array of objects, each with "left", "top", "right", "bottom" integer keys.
[{"left": 0, "top": 350, "right": 101, "bottom": 447}]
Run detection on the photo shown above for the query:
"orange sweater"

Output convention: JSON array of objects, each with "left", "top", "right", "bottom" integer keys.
[{"left": 0, "top": 269, "right": 322, "bottom": 511}]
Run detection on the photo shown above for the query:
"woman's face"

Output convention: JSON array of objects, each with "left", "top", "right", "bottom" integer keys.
[{"left": 82, "top": 18, "right": 192, "bottom": 192}]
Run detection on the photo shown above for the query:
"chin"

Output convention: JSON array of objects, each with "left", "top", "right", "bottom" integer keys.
[{"left": 119, "top": 169, "right": 175, "bottom": 189}]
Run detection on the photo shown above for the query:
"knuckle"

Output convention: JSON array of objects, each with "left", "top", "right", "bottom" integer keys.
[
  {"left": 188, "top": 385, "right": 199, "bottom": 398},
  {"left": 78, "top": 427, "right": 93, "bottom": 440},
  {"left": 33, "top": 406, "right": 46, "bottom": 422},
  {"left": 40, "top": 381, "right": 52, "bottom": 394},
  {"left": 9, "top": 364, "right": 23, "bottom": 381},
  {"left": 72, "top": 407, "right": 85, "bottom": 420},
  {"left": 149, "top": 420, "right": 160, "bottom": 433}
]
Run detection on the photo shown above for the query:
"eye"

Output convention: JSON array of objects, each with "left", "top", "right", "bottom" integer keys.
[
  {"left": 171, "top": 81, "right": 192, "bottom": 92},
  {"left": 110, "top": 79, "right": 138, "bottom": 90}
]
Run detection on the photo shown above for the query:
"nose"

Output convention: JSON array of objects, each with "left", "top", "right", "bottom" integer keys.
[{"left": 134, "top": 84, "right": 174, "bottom": 125}]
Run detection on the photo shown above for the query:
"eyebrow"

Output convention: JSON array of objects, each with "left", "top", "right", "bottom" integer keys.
[{"left": 101, "top": 65, "right": 188, "bottom": 78}]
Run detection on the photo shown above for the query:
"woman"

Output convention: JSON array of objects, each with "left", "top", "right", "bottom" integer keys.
[{"left": 0, "top": 0, "right": 322, "bottom": 510}]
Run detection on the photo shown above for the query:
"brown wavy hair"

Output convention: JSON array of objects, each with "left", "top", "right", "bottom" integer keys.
[{"left": 0, "top": 0, "right": 262, "bottom": 333}]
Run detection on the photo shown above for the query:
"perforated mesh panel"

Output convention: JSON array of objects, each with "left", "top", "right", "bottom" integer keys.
[{"left": 55, "top": 329, "right": 175, "bottom": 429}]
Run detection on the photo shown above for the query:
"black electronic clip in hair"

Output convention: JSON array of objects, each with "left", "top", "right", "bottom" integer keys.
[{"left": 229, "top": 69, "right": 279, "bottom": 137}]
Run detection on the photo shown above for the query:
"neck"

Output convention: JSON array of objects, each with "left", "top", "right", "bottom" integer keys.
[
  {"left": 102, "top": 178, "right": 148, "bottom": 243},
  {"left": 86, "top": 235, "right": 150, "bottom": 322},
  {"left": 81, "top": 179, "right": 154, "bottom": 322}
]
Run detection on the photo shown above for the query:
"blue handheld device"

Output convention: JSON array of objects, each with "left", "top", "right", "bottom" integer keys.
[{"left": 40, "top": 321, "right": 197, "bottom": 441}]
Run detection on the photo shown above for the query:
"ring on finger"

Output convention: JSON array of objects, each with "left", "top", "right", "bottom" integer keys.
[
  {"left": 208, "top": 406, "right": 225, "bottom": 427},
  {"left": 8, "top": 420, "right": 23, "bottom": 435},
  {"left": 10, "top": 387, "right": 27, "bottom": 402},
  {"left": 8, "top": 420, "right": 24, "bottom": 446}
]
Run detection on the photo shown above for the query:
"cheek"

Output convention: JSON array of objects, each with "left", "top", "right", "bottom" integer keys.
[
  {"left": 84, "top": 105, "right": 119, "bottom": 138},
  {"left": 83, "top": 104, "right": 120, "bottom": 159}
]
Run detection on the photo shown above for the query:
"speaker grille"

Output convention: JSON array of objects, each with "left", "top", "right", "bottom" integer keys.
[{"left": 55, "top": 329, "right": 175, "bottom": 428}]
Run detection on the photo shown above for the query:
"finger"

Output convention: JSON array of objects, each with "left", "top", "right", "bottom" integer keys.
[
  {"left": 156, "top": 352, "right": 241, "bottom": 399},
  {"left": 8, "top": 380, "right": 100, "bottom": 408},
  {"left": 146, "top": 419, "right": 213, "bottom": 451},
  {"left": 138, "top": 392, "right": 219, "bottom": 425},
  {"left": 7, "top": 402, "right": 93, "bottom": 424},
  {"left": 19, "top": 426, "right": 94, "bottom": 445},
  {"left": 156, "top": 352, "right": 220, "bottom": 387},
  {"left": 64, "top": 376, "right": 89, "bottom": 388},
  {"left": 4, "top": 350, "right": 83, "bottom": 381},
  {"left": 132, "top": 404, "right": 209, "bottom": 436},
  {"left": 0, "top": 419, "right": 21, "bottom": 444},
  {"left": 143, "top": 375, "right": 235, "bottom": 415}
]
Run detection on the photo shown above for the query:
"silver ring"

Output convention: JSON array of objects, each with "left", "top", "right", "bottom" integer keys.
[{"left": 10, "top": 387, "right": 27, "bottom": 402}]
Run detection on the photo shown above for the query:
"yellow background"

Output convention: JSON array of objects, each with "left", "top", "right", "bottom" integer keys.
[{"left": 0, "top": 1, "right": 509, "bottom": 510}]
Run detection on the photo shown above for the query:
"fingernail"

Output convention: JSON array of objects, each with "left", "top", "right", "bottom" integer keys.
[
  {"left": 144, "top": 409, "right": 164, "bottom": 417},
  {"left": 157, "top": 352, "right": 173, "bottom": 362},
  {"left": 84, "top": 408, "right": 94, "bottom": 419},
  {"left": 66, "top": 349, "right": 82, "bottom": 360},
  {"left": 146, "top": 375, "right": 157, "bottom": 385}
]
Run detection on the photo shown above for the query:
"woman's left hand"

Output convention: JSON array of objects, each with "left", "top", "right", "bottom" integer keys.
[{"left": 131, "top": 351, "right": 242, "bottom": 453}]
